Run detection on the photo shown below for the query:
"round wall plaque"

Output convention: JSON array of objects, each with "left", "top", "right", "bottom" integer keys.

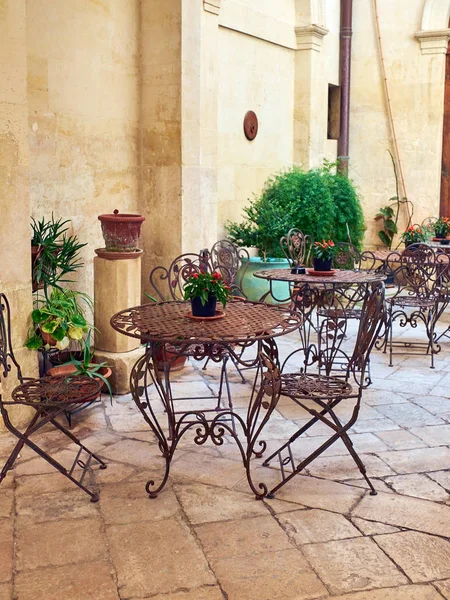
[{"left": 244, "top": 111, "right": 258, "bottom": 141}]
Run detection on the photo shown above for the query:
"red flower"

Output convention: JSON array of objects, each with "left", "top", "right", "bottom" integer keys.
[
  {"left": 212, "top": 272, "right": 221, "bottom": 280},
  {"left": 192, "top": 273, "right": 198, "bottom": 279}
]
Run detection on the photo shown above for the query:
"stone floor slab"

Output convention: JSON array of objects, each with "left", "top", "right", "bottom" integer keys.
[
  {"left": 14, "top": 561, "right": 119, "bottom": 600},
  {"left": 279, "top": 508, "right": 361, "bottom": 545},
  {"left": 307, "top": 454, "right": 395, "bottom": 480},
  {"left": 16, "top": 472, "right": 77, "bottom": 497},
  {"left": 409, "top": 425, "right": 450, "bottom": 447},
  {"left": 171, "top": 451, "right": 246, "bottom": 488},
  {"left": 329, "top": 584, "right": 443, "bottom": 599},
  {"left": 373, "top": 402, "right": 445, "bottom": 427},
  {"left": 302, "top": 537, "right": 407, "bottom": 595},
  {"left": 351, "top": 518, "right": 400, "bottom": 536},
  {"left": 374, "top": 430, "right": 427, "bottom": 451},
  {"left": 99, "top": 481, "right": 181, "bottom": 525},
  {"left": 16, "top": 518, "right": 106, "bottom": 571},
  {"left": 0, "top": 521, "right": 12, "bottom": 584},
  {"left": 106, "top": 518, "right": 215, "bottom": 597},
  {"left": 0, "top": 584, "right": 11, "bottom": 600},
  {"left": 352, "top": 492, "right": 450, "bottom": 537},
  {"left": 211, "top": 549, "right": 327, "bottom": 600},
  {"left": 435, "top": 579, "right": 450, "bottom": 599},
  {"left": 428, "top": 470, "right": 450, "bottom": 492},
  {"left": 375, "top": 447, "right": 450, "bottom": 475},
  {"left": 16, "top": 489, "right": 98, "bottom": 525},
  {"left": 196, "top": 515, "right": 291, "bottom": 559},
  {"left": 375, "top": 531, "right": 450, "bottom": 582},
  {"left": 385, "top": 474, "right": 450, "bottom": 502},
  {"left": 175, "top": 483, "right": 269, "bottom": 524},
  {"left": 137, "top": 587, "right": 225, "bottom": 600},
  {"left": 0, "top": 490, "right": 13, "bottom": 519}
]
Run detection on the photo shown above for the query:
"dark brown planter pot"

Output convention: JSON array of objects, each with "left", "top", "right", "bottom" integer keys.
[{"left": 98, "top": 210, "right": 145, "bottom": 252}]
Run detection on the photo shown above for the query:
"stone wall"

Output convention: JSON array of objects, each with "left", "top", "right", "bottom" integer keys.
[
  {"left": 0, "top": 0, "right": 36, "bottom": 429},
  {"left": 27, "top": 0, "right": 140, "bottom": 297}
]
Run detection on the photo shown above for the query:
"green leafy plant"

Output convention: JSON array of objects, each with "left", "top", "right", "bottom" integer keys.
[
  {"left": 375, "top": 205, "right": 397, "bottom": 249},
  {"left": 31, "top": 214, "right": 87, "bottom": 294},
  {"left": 375, "top": 151, "right": 414, "bottom": 249},
  {"left": 433, "top": 217, "right": 449, "bottom": 237},
  {"left": 401, "top": 225, "right": 426, "bottom": 246},
  {"left": 312, "top": 240, "right": 336, "bottom": 261},
  {"left": 225, "top": 164, "right": 364, "bottom": 260},
  {"left": 61, "top": 331, "right": 112, "bottom": 402},
  {"left": 183, "top": 271, "right": 231, "bottom": 307},
  {"left": 25, "top": 288, "right": 92, "bottom": 351}
]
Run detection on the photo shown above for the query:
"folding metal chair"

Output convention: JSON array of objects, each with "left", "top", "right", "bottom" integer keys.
[
  {"left": 0, "top": 293, "right": 106, "bottom": 502},
  {"left": 262, "top": 284, "right": 386, "bottom": 497}
]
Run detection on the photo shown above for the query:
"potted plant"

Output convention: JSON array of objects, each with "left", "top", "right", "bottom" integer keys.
[
  {"left": 225, "top": 164, "right": 365, "bottom": 302},
  {"left": 312, "top": 240, "right": 336, "bottom": 271},
  {"left": 433, "top": 217, "right": 449, "bottom": 239},
  {"left": 25, "top": 288, "right": 92, "bottom": 351},
  {"left": 183, "top": 271, "right": 231, "bottom": 317},
  {"left": 401, "top": 226, "right": 427, "bottom": 248},
  {"left": 31, "top": 215, "right": 86, "bottom": 293},
  {"left": 97, "top": 209, "right": 145, "bottom": 253},
  {"left": 47, "top": 332, "right": 112, "bottom": 400}
]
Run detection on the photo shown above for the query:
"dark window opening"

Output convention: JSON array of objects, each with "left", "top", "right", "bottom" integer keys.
[{"left": 328, "top": 84, "right": 341, "bottom": 140}]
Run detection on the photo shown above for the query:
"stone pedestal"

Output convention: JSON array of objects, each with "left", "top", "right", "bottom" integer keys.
[{"left": 94, "top": 255, "right": 143, "bottom": 394}]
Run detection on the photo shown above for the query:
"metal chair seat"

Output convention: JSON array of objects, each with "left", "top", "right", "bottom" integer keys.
[
  {"left": 280, "top": 372, "right": 353, "bottom": 400},
  {"left": 317, "top": 307, "right": 362, "bottom": 320},
  {"left": 10, "top": 375, "right": 101, "bottom": 407},
  {"left": 386, "top": 295, "right": 438, "bottom": 309}
]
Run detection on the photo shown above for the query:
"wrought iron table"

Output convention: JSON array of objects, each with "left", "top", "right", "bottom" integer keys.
[{"left": 111, "top": 299, "right": 301, "bottom": 498}]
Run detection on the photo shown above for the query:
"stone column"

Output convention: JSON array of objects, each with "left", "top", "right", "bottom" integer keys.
[
  {"left": 293, "top": 24, "right": 329, "bottom": 168},
  {"left": 94, "top": 255, "right": 144, "bottom": 394},
  {"left": 0, "top": 0, "right": 37, "bottom": 430},
  {"left": 140, "top": 0, "right": 219, "bottom": 296}
]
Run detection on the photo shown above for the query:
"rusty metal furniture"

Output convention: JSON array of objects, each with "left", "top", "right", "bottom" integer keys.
[
  {"left": 280, "top": 228, "right": 312, "bottom": 268},
  {"left": 111, "top": 299, "right": 301, "bottom": 498},
  {"left": 377, "top": 244, "right": 449, "bottom": 368},
  {"left": 210, "top": 239, "right": 249, "bottom": 298},
  {"left": 148, "top": 251, "right": 235, "bottom": 413},
  {"left": 262, "top": 283, "right": 385, "bottom": 497},
  {"left": 0, "top": 293, "right": 106, "bottom": 502}
]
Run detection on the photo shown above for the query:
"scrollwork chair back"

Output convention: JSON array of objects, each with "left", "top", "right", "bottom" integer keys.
[
  {"left": 210, "top": 240, "right": 249, "bottom": 298},
  {"left": 280, "top": 228, "right": 312, "bottom": 268}
]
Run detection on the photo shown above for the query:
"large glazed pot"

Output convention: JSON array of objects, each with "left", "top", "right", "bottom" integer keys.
[
  {"left": 98, "top": 210, "right": 145, "bottom": 252},
  {"left": 238, "top": 257, "right": 290, "bottom": 304}
]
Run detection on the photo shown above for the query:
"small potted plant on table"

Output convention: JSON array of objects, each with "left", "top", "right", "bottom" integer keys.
[
  {"left": 312, "top": 240, "right": 336, "bottom": 271},
  {"left": 401, "top": 226, "right": 427, "bottom": 248},
  {"left": 183, "top": 271, "right": 231, "bottom": 317},
  {"left": 433, "top": 217, "right": 449, "bottom": 240}
]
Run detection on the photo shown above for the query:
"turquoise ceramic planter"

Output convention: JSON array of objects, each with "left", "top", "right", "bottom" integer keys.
[{"left": 238, "top": 257, "right": 290, "bottom": 304}]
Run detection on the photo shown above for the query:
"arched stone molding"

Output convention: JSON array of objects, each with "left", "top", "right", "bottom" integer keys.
[
  {"left": 295, "top": 0, "right": 326, "bottom": 29},
  {"left": 415, "top": 0, "right": 450, "bottom": 54}
]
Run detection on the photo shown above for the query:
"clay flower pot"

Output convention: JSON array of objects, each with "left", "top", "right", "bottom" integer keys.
[
  {"left": 98, "top": 210, "right": 145, "bottom": 252},
  {"left": 47, "top": 364, "right": 112, "bottom": 395}
]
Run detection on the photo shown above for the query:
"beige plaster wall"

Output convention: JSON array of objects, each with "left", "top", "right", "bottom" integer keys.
[
  {"left": 350, "top": 0, "right": 447, "bottom": 248},
  {"left": 216, "top": 9, "right": 295, "bottom": 236},
  {"left": 0, "top": 0, "right": 37, "bottom": 429},
  {"left": 27, "top": 0, "right": 140, "bottom": 297}
]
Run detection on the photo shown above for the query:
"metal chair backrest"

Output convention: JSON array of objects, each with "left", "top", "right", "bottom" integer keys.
[
  {"left": 149, "top": 252, "right": 212, "bottom": 301},
  {"left": 210, "top": 240, "right": 249, "bottom": 298},
  {"left": 280, "top": 228, "right": 312, "bottom": 268},
  {"left": 385, "top": 244, "right": 442, "bottom": 299},
  {"left": 348, "top": 283, "right": 386, "bottom": 386},
  {"left": 332, "top": 242, "right": 362, "bottom": 270},
  {"left": 0, "top": 293, "right": 23, "bottom": 386}
]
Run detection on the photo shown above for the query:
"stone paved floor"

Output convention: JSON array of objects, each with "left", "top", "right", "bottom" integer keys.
[{"left": 1, "top": 323, "right": 450, "bottom": 599}]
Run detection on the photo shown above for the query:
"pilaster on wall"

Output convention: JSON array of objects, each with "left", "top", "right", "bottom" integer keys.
[
  {"left": 415, "top": 29, "right": 450, "bottom": 54},
  {"left": 0, "top": 0, "right": 36, "bottom": 429},
  {"left": 140, "top": 0, "right": 219, "bottom": 295},
  {"left": 293, "top": 24, "right": 329, "bottom": 168}
]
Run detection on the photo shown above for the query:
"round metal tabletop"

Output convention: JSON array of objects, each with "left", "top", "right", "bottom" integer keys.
[
  {"left": 111, "top": 299, "right": 301, "bottom": 344},
  {"left": 253, "top": 268, "right": 386, "bottom": 285}
]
